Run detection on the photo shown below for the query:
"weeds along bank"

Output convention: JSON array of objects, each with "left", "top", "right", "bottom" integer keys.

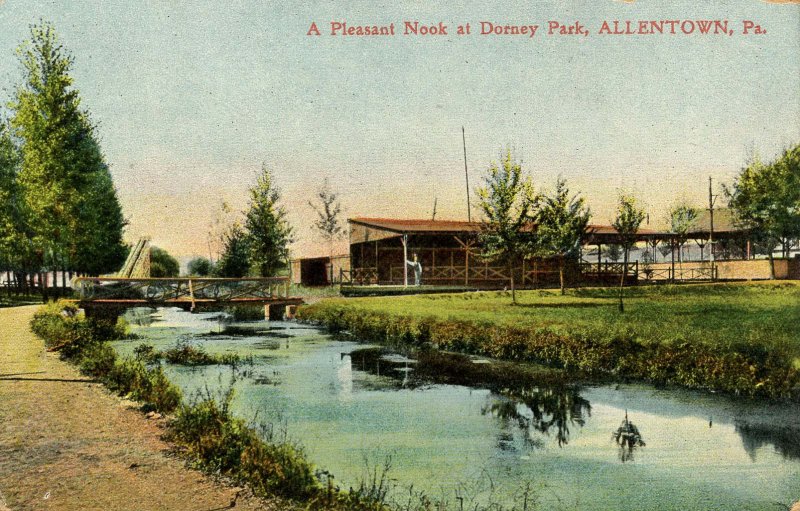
[
  {"left": 27, "top": 301, "right": 406, "bottom": 511},
  {"left": 296, "top": 284, "right": 800, "bottom": 399}
]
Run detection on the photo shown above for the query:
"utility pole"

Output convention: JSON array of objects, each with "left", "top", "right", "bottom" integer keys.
[
  {"left": 462, "top": 126, "right": 471, "bottom": 222},
  {"left": 709, "top": 177, "right": 717, "bottom": 278}
]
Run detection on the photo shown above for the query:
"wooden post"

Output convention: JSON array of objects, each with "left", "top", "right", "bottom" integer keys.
[
  {"left": 465, "top": 247, "right": 470, "bottom": 286},
  {"left": 188, "top": 279, "right": 196, "bottom": 312},
  {"left": 264, "top": 304, "right": 270, "bottom": 321},
  {"left": 597, "top": 244, "right": 601, "bottom": 273},
  {"left": 402, "top": 234, "right": 408, "bottom": 287}
]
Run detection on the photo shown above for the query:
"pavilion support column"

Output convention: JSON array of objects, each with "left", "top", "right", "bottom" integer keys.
[
  {"left": 402, "top": 234, "right": 408, "bottom": 287},
  {"left": 597, "top": 244, "right": 601, "bottom": 272}
]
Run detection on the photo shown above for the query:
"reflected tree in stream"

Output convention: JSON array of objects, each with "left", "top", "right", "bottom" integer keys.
[
  {"left": 613, "top": 410, "right": 645, "bottom": 463},
  {"left": 483, "top": 386, "right": 591, "bottom": 449},
  {"left": 736, "top": 421, "right": 800, "bottom": 462}
]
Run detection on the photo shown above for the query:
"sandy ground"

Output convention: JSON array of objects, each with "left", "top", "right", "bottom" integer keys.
[{"left": 0, "top": 305, "right": 291, "bottom": 511}]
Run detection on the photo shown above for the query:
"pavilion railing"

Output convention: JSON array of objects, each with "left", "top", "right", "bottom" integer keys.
[
  {"left": 340, "top": 268, "right": 378, "bottom": 285},
  {"left": 388, "top": 265, "right": 513, "bottom": 285},
  {"left": 640, "top": 265, "right": 716, "bottom": 282}
]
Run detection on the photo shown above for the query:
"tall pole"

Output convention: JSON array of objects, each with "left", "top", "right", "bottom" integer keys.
[
  {"left": 709, "top": 177, "right": 716, "bottom": 278},
  {"left": 462, "top": 126, "right": 471, "bottom": 222}
]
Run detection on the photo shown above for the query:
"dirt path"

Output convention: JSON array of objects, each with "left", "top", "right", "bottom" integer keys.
[{"left": 0, "top": 306, "right": 288, "bottom": 511}]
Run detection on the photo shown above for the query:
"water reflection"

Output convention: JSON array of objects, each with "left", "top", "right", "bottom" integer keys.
[
  {"left": 736, "top": 421, "right": 800, "bottom": 461},
  {"left": 613, "top": 411, "right": 646, "bottom": 463},
  {"left": 483, "top": 386, "right": 591, "bottom": 449}
]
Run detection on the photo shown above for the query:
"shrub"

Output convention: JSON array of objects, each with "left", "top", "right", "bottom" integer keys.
[
  {"left": 167, "top": 389, "right": 319, "bottom": 500},
  {"left": 78, "top": 342, "right": 118, "bottom": 377},
  {"left": 105, "top": 358, "right": 182, "bottom": 413},
  {"left": 30, "top": 300, "right": 128, "bottom": 358}
]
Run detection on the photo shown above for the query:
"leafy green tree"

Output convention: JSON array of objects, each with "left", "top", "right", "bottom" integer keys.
[
  {"left": 308, "top": 178, "right": 344, "bottom": 283},
  {"left": 476, "top": 148, "right": 537, "bottom": 304},
  {"left": 10, "top": 22, "right": 126, "bottom": 284},
  {"left": 667, "top": 202, "right": 699, "bottom": 265},
  {"left": 73, "top": 167, "right": 128, "bottom": 276},
  {"left": 605, "top": 244, "right": 622, "bottom": 263},
  {"left": 187, "top": 256, "right": 214, "bottom": 277},
  {"left": 0, "top": 122, "right": 24, "bottom": 280},
  {"left": 534, "top": 178, "right": 591, "bottom": 295},
  {"left": 150, "top": 246, "right": 179, "bottom": 278},
  {"left": 726, "top": 144, "right": 800, "bottom": 277},
  {"left": 215, "top": 224, "right": 250, "bottom": 278},
  {"left": 612, "top": 193, "right": 645, "bottom": 312},
  {"left": 244, "top": 164, "right": 294, "bottom": 277}
]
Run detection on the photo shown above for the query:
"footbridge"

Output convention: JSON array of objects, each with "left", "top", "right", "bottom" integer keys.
[{"left": 73, "top": 276, "right": 302, "bottom": 319}]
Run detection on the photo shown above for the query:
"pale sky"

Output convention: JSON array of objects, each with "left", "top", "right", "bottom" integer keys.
[{"left": 1, "top": 1, "right": 798, "bottom": 260}]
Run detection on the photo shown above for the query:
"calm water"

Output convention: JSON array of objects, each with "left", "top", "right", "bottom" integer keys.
[{"left": 115, "top": 308, "right": 800, "bottom": 511}]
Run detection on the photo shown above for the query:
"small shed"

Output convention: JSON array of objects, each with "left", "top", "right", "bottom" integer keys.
[{"left": 290, "top": 254, "right": 350, "bottom": 286}]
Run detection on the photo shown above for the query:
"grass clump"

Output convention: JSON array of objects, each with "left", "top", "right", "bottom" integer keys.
[
  {"left": 166, "top": 387, "right": 319, "bottom": 501},
  {"left": 134, "top": 341, "right": 247, "bottom": 367}
]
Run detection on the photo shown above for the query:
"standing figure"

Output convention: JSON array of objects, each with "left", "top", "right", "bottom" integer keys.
[{"left": 406, "top": 253, "right": 422, "bottom": 286}]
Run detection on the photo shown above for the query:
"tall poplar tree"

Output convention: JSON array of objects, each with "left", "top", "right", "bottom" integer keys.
[
  {"left": 10, "top": 22, "right": 126, "bottom": 281},
  {"left": 244, "top": 164, "right": 294, "bottom": 277},
  {"left": 476, "top": 148, "right": 537, "bottom": 304},
  {"left": 612, "top": 193, "right": 645, "bottom": 313},
  {"left": 535, "top": 178, "right": 591, "bottom": 295},
  {"left": 0, "top": 122, "right": 26, "bottom": 285}
]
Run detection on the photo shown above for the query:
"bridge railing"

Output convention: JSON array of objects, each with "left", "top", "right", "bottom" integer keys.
[{"left": 73, "top": 277, "right": 291, "bottom": 305}]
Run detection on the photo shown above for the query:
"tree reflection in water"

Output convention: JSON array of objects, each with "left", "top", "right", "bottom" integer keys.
[
  {"left": 482, "top": 386, "right": 592, "bottom": 449},
  {"left": 613, "top": 410, "right": 645, "bottom": 463}
]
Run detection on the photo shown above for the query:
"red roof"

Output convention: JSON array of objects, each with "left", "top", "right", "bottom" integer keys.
[
  {"left": 350, "top": 218, "right": 664, "bottom": 241},
  {"left": 586, "top": 224, "right": 661, "bottom": 236},
  {"left": 349, "top": 217, "right": 483, "bottom": 233}
]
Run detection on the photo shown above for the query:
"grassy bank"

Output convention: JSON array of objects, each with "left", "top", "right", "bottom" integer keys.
[{"left": 297, "top": 282, "right": 800, "bottom": 399}]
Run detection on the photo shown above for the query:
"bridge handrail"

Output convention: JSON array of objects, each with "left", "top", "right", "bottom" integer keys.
[{"left": 73, "top": 276, "right": 290, "bottom": 283}]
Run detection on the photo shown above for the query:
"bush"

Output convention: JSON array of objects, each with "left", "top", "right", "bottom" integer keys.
[
  {"left": 105, "top": 358, "right": 182, "bottom": 413},
  {"left": 30, "top": 300, "right": 127, "bottom": 358},
  {"left": 167, "top": 389, "right": 318, "bottom": 500},
  {"left": 78, "top": 342, "right": 118, "bottom": 377}
]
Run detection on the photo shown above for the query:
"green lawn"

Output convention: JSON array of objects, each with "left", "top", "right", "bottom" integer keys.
[{"left": 306, "top": 281, "right": 800, "bottom": 362}]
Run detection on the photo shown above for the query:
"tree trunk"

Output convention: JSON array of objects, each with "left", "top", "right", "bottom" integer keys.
[
  {"left": 768, "top": 249, "right": 775, "bottom": 280},
  {"left": 559, "top": 256, "right": 565, "bottom": 296},
  {"left": 670, "top": 240, "right": 676, "bottom": 282},
  {"left": 510, "top": 262, "right": 516, "bottom": 304},
  {"left": 618, "top": 249, "right": 627, "bottom": 313}
]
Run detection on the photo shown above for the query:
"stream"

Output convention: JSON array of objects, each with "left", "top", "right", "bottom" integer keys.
[{"left": 113, "top": 307, "right": 800, "bottom": 511}]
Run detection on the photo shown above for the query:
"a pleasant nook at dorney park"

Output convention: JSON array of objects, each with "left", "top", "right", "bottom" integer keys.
[{"left": 1, "top": 4, "right": 800, "bottom": 511}]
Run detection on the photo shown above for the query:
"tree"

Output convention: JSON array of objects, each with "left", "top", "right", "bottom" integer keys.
[
  {"left": 149, "top": 246, "right": 179, "bottom": 278},
  {"left": 612, "top": 193, "right": 645, "bottom": 313},
  {"left": 726, "top": 144, "right": 800, "bottom": 278},
  {"left": 667, "top": 202, "right": 699, "bottom": 265},
  {"left": 215, "top": 224, "right": 250, "bottom": 278},
  {"left": 534, "top": 178, "right": 591, "bottom": 295},
  {"left": 243, "top": 164, "right": 294, "bottom": 277},
  {"left": 309, "top": 178, "right": 344, "bottom": 283},
  {"left": 187, "top": 256, "right": 214, "bottom": 277},
  {"left": 0, "top": 121, "right": 28, "bottom": 288},
  {"left": 605, "top": 244, "right": 622, "bottom": 263},
  {"left": 476, "top": 148, "right": 537, "bottom": 304},
  {"left": 10, "top": 22, "right": 126, "bottom": 286}
]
